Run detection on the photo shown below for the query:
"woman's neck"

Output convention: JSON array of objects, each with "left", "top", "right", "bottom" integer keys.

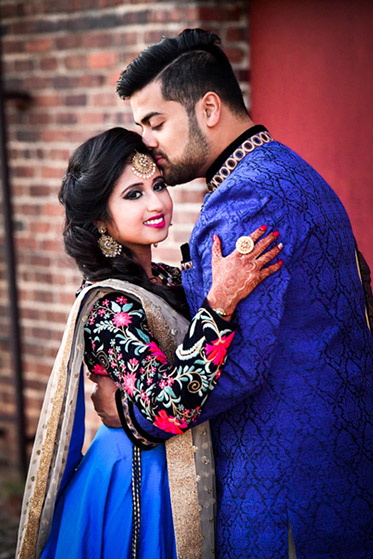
[{"left": 132, "top": 245, "right": 153, "bottom": 278}]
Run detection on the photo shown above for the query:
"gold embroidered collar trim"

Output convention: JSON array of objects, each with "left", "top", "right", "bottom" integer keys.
[{"left": 207, "top": 130, "right": 274, "bottom": 192}]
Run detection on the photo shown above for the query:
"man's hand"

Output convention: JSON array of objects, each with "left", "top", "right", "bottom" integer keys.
[{"left": 88, "top": 372, "right": 122, "bottom": 428}]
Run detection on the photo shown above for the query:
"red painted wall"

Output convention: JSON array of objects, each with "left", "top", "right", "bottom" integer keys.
[{"left": 250, "top": 0, "right": 373, "bottom": 270}]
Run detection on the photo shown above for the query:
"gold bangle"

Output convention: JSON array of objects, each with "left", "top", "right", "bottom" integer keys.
[{"left": 212, "top": 307, "right": 233, "bottom": 318}]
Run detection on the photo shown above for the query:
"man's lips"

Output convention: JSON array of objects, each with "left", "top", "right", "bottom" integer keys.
[
  {"left": 154, "top": 155, "right": 167, "bottom": 165},
  {"left": 144, "top": 214, "right": 166, "bottom": 228}
]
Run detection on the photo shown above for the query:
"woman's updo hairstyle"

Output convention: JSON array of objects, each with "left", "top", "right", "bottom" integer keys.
[{"left": 59, "top": 127, "right": 189, "bottom": 316}]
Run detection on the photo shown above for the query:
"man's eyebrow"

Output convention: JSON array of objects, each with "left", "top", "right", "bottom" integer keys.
[{"left": 136, "top": 111, "right": 162, "bottom": 126}]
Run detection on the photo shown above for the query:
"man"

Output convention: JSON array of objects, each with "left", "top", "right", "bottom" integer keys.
[{"left": 116, "top": 29, "right": 373, "bottom": 558}]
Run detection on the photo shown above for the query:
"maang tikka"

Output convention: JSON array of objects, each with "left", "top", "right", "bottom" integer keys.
[
  {"left": 131, "top": 151, "right": 156, "bottom": 179},
  {"left": 97, "top": 224, "right": 122, "bottom": 258}
]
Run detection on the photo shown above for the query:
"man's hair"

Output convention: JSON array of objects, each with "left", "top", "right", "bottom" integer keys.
[{"left": 117, "top": 28, "right": 248, "bottom": 117}]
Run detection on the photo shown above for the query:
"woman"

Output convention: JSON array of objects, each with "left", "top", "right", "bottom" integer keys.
[{"left": 16, "top": 128, "right": 283, "bottom": 559}]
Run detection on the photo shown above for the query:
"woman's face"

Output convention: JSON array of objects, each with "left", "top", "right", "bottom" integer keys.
[{"left": 103, "top": 160, "right": 173, "bottom": 257}]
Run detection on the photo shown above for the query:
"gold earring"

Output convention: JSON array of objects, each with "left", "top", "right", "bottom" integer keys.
[{"left": 97, "top": 224, "right": 122, "bottom": 258}]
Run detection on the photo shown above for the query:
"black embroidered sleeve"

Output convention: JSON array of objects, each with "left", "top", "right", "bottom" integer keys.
[{"left": 83, "top": 292, "right": 235, "bottom": 435}]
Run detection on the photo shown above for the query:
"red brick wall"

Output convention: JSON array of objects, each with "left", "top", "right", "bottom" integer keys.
[{"left": 0, "top": 0, "right": 249, "bottom": 468}]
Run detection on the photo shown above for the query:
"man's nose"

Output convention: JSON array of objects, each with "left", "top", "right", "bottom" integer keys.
[{"left": 142, "top": 128, "right": 158, "bottom": 149}]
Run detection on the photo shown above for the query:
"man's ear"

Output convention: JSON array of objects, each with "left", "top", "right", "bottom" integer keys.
[{"left": 197, "top": 92, "right": 222, "bottom": 128}]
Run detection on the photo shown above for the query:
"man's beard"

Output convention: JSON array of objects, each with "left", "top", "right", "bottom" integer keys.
[{"left": 160, "top": 113, "right": 209, "bottom": 186}]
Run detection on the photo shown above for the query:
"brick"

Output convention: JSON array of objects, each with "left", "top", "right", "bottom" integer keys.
[
  {"left": 79, "top": 112, "right": 106, "bottom": 125},
  {"left": 81, "top": 32, "right": 113, "bottom": 49},
  {"left": 34, "top": 93, "right": 63, "bottom": 107},
  {"left": 14, "top": 59, "right": 35, "bottom": 72},
  {"left": 55, "top": 35, "right": 83, "bottom": 50},
  {"left": 55, "top": 112, "right": 78, "bottom": 125},
  {"left": 42, "top": 202, "right": 65, "bottom": 216},
  {"left": 26, "top": 37, "right": 54, "bottom": 53},
  {"left": 88, "top": 51, "right": 119, "bottom": 69},
  {"left": 226, "top": 27, "right": 248, "bottom": 43},
  {"left": 65, "top": 94, "right": 87, "bottom": 106},
  {"left": 224, "top": 47, "right": 245, "bottom": 63},
  {"left": 40, "top": 56, "right": 58, "bottom": 71},
  {"left": 30, "top": 185, "right": 52, "bottom": 197},
  {"left": 92, "top": 92, "right": 118, "bottom": 106},
  {"left": 112, "top": 31, "right": 138, "bottom": 47},
  {"left": 64, "top": 54, "right": 88, "bottom": 70},
  {"left": 78, "top": 74, "right": 106, "bottom": 87},
  {"left": 41, "top": 166, "right": 66, "bottom": 179}
]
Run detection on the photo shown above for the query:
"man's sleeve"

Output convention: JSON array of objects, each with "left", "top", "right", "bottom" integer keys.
[{"left": 181, "top": 184, "right": 309, "bottom": 421}]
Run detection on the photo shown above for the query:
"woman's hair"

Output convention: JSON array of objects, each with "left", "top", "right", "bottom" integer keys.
[{"left": 59, "top": 127, "right": 189, "bottom": 317}]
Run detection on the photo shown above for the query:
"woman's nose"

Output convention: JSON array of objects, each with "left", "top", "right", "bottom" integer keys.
[{"left": 147, "top": 195, "right": 163, "bottom": 213}]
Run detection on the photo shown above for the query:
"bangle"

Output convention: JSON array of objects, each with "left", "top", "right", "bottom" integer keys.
[{"left": 212, "top": 307, "right": 233, "bottom": 318}]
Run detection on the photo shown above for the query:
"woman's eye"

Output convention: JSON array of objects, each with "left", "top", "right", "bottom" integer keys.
[
  {"left": 153, "top": 181, "right": 167, "bottom": 192},
  {"left": 124, "top": 189, "right": 142, "bottom": 200},
  {"left": 151, "top": 122, "right": 163, "bottom": 131}
]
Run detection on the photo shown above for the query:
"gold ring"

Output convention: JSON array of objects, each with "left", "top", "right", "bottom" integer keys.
[{"left": 235, "top": 236, "right": 254, "bottom": 255}]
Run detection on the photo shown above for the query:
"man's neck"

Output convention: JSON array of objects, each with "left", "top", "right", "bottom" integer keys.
[{"left": 201, "top": 114, "right": 256, "bottom": 176}]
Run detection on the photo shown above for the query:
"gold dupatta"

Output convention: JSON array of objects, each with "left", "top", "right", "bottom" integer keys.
[{"left": 17, "top": 279, "right": 216, "bottom": 559}]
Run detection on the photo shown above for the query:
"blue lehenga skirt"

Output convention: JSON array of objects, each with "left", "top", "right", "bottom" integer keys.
[{"left": 41, "top": 425, "right": 177, "bottom": 559}]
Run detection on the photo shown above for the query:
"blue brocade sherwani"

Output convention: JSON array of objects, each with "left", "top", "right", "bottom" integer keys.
[{"left": 179, "top": 128, "right": 373, "bottom": 558}]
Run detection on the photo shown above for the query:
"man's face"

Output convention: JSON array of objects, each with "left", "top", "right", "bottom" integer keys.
[{"left": 130, "top": 80, "right": 210, "bottom": 186}]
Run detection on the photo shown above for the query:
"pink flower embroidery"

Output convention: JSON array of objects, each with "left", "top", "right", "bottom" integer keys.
[
  {"left": 154, "top": 410, "right": 188, "bottom": 434},
  {"left": 140, "top": 391, "right": 149, "bottom": 404},
  {"left": 116, "top": 296, "right": 127, "bottom": 304},
  {"left": 147, "top": 341, "right": 167, "bottom": 363},
  {"left": 129, "top": 358, "right": 139, "bottom": 367},
  {"left": 205, "top": 332, "right": 235, "bottom": 367},
  {"left": 92, "top": 363, "right": 108, "bottom": 376},
  {"left": 167, "top": 377, "right": 175, "bottom": 386},
  {"left": 123, "top": 372, "right": 137, "bottom": 397},
  {"left": 102, "top": 299, "right": 110, "bottom": 306},
  {"left": 98, "top": 308, "right": 106, "bottom": 316},
  {"left": 113, "top": 311, "right": 132, "bottom": 327},
  {"left": 159, "top": 379, "right": 167, "bottom": 389}
]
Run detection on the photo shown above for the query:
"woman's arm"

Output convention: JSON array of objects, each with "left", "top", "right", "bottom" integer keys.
[{"left": 84, "top": 293, "right": 235, "bottom": 435}]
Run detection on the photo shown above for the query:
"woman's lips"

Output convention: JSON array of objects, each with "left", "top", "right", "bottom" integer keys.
[{"left": 144, "top": 214, "right": 166, "bottom": 228}]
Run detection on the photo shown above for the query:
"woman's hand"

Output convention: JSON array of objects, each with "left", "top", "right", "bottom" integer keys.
[
  {"left": 207, "top": 226, "right": 283, "bottom": 319},
  {"left": 88, "top": 372, "right": 122, "bottom": 428}
]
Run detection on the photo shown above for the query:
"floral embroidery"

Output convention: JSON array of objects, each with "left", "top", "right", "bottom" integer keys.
[
  {"left": 147, "top": 341, "right": 167, "bottom": 363},
  {"left": 83, "top": 290, "right": 235, "bottom": 434},
  {"left": 205, "top": 331, "right": 236, "bottom": 366},
  {"left": 92, "top": 363, "right": 108, "bottom": 376},
  {"left": 154, "top": 410, "right": 188, "bottom": 434},
  {"left": 122, "top": 371, "right": 137, "bottom": 397},
  {"left": 113, "top": 311, "right": 132, "bottom": 327}
]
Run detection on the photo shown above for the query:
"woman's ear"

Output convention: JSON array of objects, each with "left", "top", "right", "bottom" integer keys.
[{"left": 197, "top": 92, "right": 222, "bottom": 128}]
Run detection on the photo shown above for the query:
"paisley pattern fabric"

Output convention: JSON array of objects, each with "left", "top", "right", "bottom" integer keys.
[
  {"left": 84, "top": 293, "right": 235, "bottom": 435},
  {"left": 180, "top": 139, "right": 373, "bottom": 558}
]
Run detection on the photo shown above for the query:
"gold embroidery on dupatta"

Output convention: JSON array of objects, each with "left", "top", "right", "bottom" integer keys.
[{"left": 18, "top": 301, "right": 80, "bottom": 559}]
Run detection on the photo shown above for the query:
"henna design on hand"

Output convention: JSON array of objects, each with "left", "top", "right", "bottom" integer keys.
[{"left": 207, "top": 226, "right": 283, "bottom": 318}]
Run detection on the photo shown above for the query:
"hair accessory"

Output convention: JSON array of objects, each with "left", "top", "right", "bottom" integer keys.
[
  {"left": 97, "top": 224, "right": 122, "bottom": 258},
  {"left": 235, "top": 236, "right": 254, "bottom": 255},
  {"left": 131, "top": 151, "right": 157, "bottom": 179}
]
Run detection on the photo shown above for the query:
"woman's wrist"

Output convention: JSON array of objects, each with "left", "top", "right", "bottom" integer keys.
[{"left": 206, "top": 292, "right": 236, "bottom": 320}]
